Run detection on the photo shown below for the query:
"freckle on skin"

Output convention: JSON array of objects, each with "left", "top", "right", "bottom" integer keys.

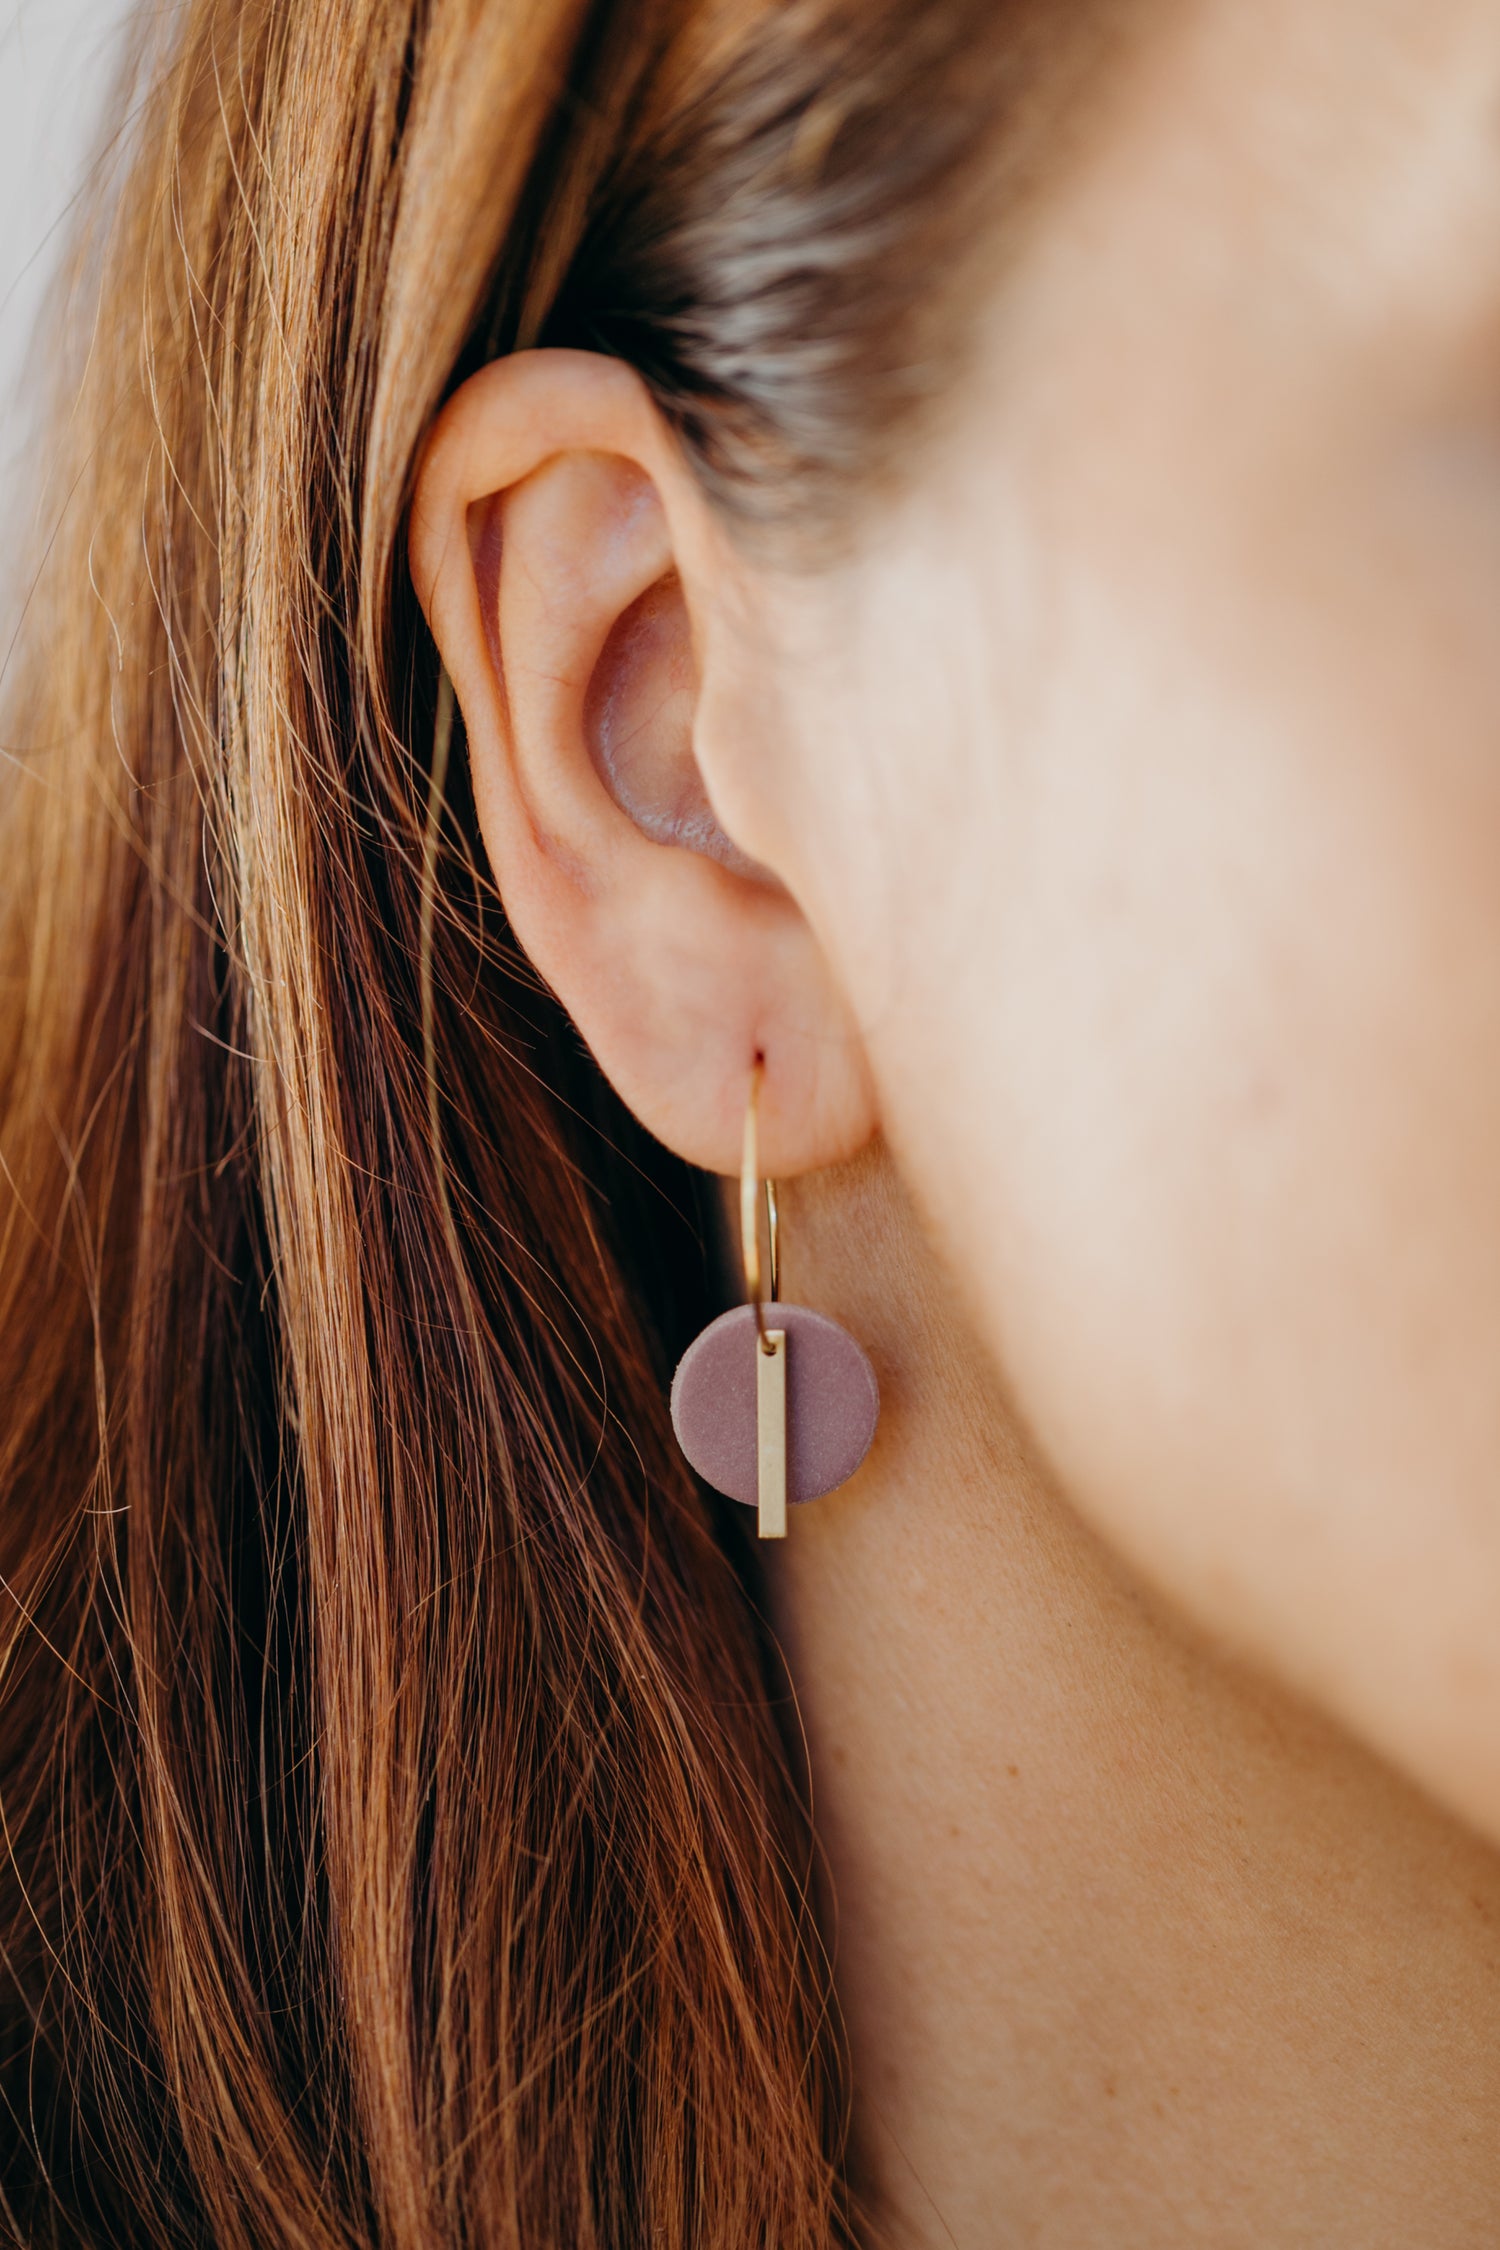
[{"left": 1007, "top": 1764, "right": 1019, "bottom": 1778}]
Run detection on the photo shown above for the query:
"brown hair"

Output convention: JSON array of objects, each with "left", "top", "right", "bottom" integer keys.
[{"left": 0, "top": 1, "right": 1112, "bottom": 2240}]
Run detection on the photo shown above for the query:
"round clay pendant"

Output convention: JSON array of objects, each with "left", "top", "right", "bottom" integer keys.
[{"left": 670, "top": 1302, "right": 880, "bottom": 1509}]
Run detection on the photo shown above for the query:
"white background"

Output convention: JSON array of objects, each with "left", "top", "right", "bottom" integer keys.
[{"left": 0, "top": 0, "right": 136, "bottom": 549}]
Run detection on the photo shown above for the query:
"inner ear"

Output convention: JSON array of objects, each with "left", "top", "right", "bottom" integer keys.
[{"left": 585, "top": 571, "right": 758, "bottom": 876}]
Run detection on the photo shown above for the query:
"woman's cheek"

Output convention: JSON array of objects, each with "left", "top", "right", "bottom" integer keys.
[{"left": 887, "top": 483, "right": 1500, "bottom": 1822}]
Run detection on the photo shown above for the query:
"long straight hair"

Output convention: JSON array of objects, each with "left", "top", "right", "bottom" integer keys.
[{"left": 0, "top": 1, "right": 1114, "bottom": 2239}]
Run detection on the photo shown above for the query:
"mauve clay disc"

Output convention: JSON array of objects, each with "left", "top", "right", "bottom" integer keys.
[{"left": 670, "top": 1303, "right": 880, "bottom": 1508}]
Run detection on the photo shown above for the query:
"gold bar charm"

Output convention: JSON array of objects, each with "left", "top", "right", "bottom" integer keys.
[{"left": 757, "top": 1329, "right": 788, "bottom": 1541}]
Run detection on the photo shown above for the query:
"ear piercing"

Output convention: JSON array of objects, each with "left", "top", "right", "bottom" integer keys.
[{"left": 670, "top": 1060, "right": 880, "bottom": 1538}]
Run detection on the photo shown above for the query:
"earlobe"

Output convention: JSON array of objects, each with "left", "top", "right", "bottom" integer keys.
[{"left": 409, "top": 348, "right": 877, "bottom": 1178}]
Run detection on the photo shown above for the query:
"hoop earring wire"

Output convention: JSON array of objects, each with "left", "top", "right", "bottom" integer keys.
[{"left": 740, "top": 1059, "right": 780, "bottom": 1352}]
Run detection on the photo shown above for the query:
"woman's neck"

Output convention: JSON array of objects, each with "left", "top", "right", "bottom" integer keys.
[{"left": 763, "top": 1151, "right": 1500, "bottom": 2248}]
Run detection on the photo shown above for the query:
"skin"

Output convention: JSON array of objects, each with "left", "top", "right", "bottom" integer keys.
[
  {"left": 410, "top": 0, "right": 1500, "bottom": 2235},
  {"left": 769, "top": 1153, "right": 1500, "bottom": 2246}
]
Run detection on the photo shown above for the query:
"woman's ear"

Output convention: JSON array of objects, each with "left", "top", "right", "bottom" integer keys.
[{"left": 409, "top": 348, "right": 876, "bottom": 1176}]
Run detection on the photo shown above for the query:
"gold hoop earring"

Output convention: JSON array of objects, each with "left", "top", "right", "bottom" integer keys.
[
  {"left": 671, "top": 1059, "right": 880, "bottom": 1540},
  {"left": 739, "top": 1060, "right": 780, "bottom": 1347}
]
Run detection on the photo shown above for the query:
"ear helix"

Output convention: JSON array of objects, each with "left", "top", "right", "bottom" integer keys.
[{"left": 670, "top": 1059, "right": 881, "bottom": 1538}]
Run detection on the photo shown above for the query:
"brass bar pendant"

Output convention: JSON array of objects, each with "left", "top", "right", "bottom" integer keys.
[{"left": 757, "top": 1329, "right": 788, "bottom": 1540}]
